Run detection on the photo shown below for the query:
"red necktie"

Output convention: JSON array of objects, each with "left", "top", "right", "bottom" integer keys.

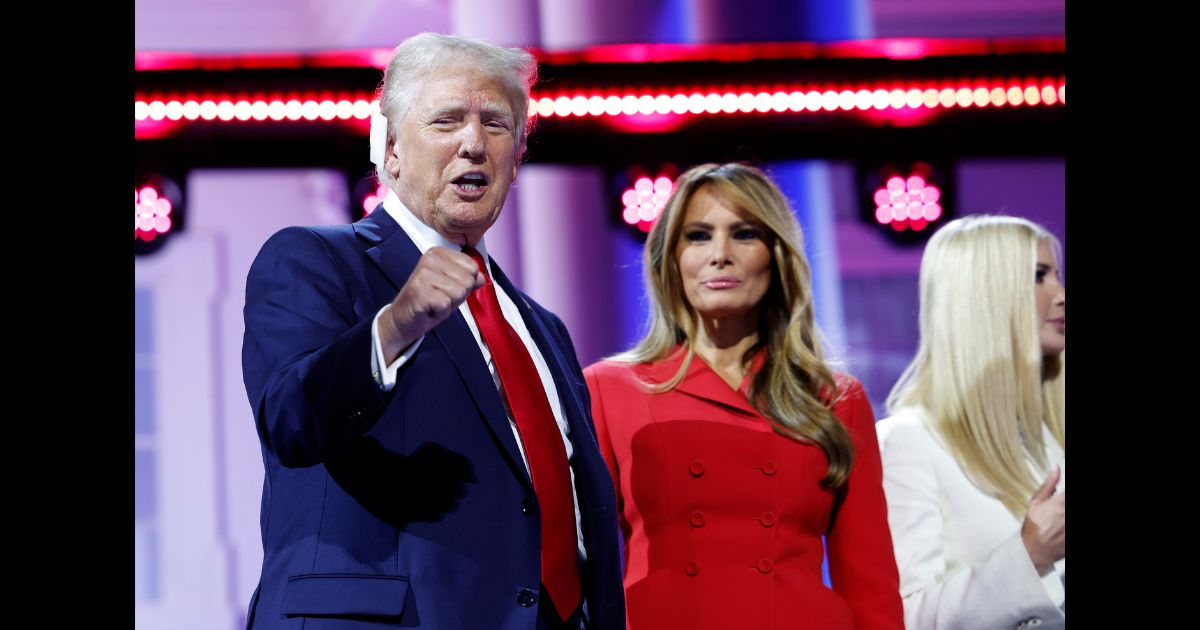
[{"left": 462, "top": 246, "right": 581, "bottom": 621}]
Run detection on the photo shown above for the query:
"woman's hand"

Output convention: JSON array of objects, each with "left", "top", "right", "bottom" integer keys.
[{"left": 1020, "top": 464, "right": 1065, "bottom": 575}]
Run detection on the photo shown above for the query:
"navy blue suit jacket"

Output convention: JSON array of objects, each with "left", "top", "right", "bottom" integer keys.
[{"left": 241, "top": 207, "right": 625, "bottom": 629}]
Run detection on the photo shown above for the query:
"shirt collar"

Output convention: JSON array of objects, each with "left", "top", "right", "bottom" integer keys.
[{"left": 381, "top": 188, "right": 491, "bottom": 268}]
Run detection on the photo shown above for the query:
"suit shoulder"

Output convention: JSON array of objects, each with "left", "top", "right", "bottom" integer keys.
[
  {"left": 583, "top": 359, "right": 642, "bottom": 384},
  {"left": 832, "top": 372, "right": 866, "bottom": 399},
  {"left": 875, "top": 407, "right": 936, "bottom": 451},
  {"left": 255, "top": 224, "right": 356, "bottom": 259},
  {"left": 830, "top": 372, "right": 872, "bottom": 419}
]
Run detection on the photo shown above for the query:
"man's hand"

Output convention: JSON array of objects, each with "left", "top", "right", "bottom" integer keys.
[{"left": 378, "top": 247, "right": 485, "bottom": 363}]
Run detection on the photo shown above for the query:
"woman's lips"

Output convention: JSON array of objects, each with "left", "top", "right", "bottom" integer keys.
[{"left": 702, "top": 276, "right": 742, "bottom": 289}]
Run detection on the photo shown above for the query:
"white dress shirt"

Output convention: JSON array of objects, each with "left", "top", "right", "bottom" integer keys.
[{"left": 368, "top": 190, "right": 586, "bottom": 560}]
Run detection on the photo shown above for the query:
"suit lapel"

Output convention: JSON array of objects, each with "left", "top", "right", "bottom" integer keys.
[
  {"left": 489, "top": 260, "right": 607, "bottom": 496},
  {"left": 489, "top": 261, "right": 591, "bottom": 441},
  {"left": 492, "top": 258, "right": 623, "bottom": 577},
  {"left": 354, "top": 209, "right": 532, "bottom": 490}
]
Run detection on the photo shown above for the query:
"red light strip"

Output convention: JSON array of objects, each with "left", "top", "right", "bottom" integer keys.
[
  {"left": 135, "top": 78, "right": 1063, "bottom": 126},
  {"left": 528, "top": 79, "right": 1064, "bottom": 118},
  {"left": 134, "top": 96, "right": 379, "bottom": 123},
  {"left": 135, "top": 37, "right": 1064, "bottom": 71}
]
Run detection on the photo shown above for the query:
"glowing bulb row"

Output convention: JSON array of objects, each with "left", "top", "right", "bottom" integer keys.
[
  {"left": 135, "top": 98, "right": 379, "bottom": 122},
  {"left": 135, "top": 81, "right": 1064, "bottom": 124}
]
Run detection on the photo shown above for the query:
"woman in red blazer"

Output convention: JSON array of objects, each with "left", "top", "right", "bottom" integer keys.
[{"left": 584, "top": 163, "right": 903, "bottom": 630}]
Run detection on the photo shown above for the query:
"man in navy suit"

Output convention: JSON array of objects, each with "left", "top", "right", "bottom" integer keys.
[{"left": 241, "top": 32, "right": 624, "bottom": 630}]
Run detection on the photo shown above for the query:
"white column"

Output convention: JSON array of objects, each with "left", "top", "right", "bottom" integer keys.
[
  {"left": 515, "top": 165, "right": 623, "bottom": 366},
  {"left": 538, "top": 0, "right": 664, "bottom": 49},
  {"left": 451, "top": 0, "right": 541, "bottom": 45},
  {"left": 134, "top": 169, "right": 348, "bottom": 630}
]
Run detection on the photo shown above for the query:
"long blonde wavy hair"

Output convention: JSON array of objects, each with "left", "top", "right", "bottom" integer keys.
[
  {"left": 612, "top": 163, "right": 854, "bottom": 489},
  {"left": 886, "top": 215, "right": 1066, "bottom": 516}
]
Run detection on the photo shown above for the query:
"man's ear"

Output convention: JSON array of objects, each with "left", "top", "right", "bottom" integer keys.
[{"left": 384, "top": 130, "right": 402, "bottom": 178}]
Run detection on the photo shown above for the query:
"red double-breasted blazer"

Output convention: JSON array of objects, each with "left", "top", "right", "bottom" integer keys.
[{"left": 583, "top": 348, "right": 903, "bottom": 630}]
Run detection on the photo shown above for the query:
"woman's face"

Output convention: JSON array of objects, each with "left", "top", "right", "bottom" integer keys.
[
  {"left": 1035, "top": 239, "right": 1066, "bottom": 356},
  {"left": 674, "top": 188, "right": 773, "bottom": 326}
]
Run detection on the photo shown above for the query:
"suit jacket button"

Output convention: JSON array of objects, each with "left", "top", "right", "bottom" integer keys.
[
  {"left": 689, "top": 511, "right": 705, "bottom": 527},
  {"left": 521, "top": 497, "right": 536, "bottom": 516},
  {"left": 689, "top": 460, "right": 705, "bottom": 477},
  {"left": 684, "top": 561, "right": 701, "bottom": 576},
  {"left": 760, "top": 460, "right": 778, "bottom": 476},
  {"left": 756, "top": 559, "right": 774, "bottom": 573},
  {"left": 517, "top": 588, "right": 536, "bottom": 607},
  {"left": 758, "top": 511, "right": 777, "bottom": 527}
]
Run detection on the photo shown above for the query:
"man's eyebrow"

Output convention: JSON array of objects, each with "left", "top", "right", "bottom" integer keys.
[
  {"left": 480, "top": 101, "right": 515, "bottom": 119},
  {"left": 425, "top": 103, "right": 468, "bottom": 118},
  {"left": 423, "top": 101, "right": 514, "bottom": 121}
]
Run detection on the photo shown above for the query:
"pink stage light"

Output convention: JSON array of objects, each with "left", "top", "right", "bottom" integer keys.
[
  {"left": 872, "top": 171, "right": 945, "bottom": 232},
  {"left": 622, "top": 173, "right": 675, "bottom": 228},
  {"left": 135, "top": 185, "right": 175, "bottom": 240}
]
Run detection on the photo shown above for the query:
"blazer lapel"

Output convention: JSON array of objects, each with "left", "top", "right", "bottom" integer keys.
[
  {"left": 355, "top": 209, "right": 532, "bottom": 490},
  {"left": 644, "top": 345, "right": 762, "bottom": 417}
]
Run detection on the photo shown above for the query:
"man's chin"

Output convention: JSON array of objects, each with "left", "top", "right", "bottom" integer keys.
[{"left": 436, "top": 204, "right": 501, "bottom": 244}]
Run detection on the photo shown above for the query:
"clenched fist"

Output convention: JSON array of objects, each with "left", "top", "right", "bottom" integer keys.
[{"left": 378, "top": 247, "right": 486, "bottom": 363}]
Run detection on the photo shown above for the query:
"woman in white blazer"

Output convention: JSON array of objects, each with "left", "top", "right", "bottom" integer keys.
[{"left": 875, "top": 215, "right": 1066, "bottom": 630}]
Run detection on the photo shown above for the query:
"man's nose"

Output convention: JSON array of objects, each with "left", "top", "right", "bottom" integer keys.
[{"left": 458, "top": 121, "right": 485, "bottom": 159}]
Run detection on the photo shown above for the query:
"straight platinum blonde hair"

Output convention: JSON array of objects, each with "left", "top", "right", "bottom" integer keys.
[
  {"left": 613, "top": 163, "right": 854, "bottom": 488},
  {"left": 886, "top": 214, "right": 1066, "bottom": 516},
  {"left": 375, "top": 32, "right": 538, "bottom": 186}
]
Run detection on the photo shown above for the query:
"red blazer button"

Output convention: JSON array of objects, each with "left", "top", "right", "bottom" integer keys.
[
  {"left": 689, "top": 511, "right": 705, "bottom": 527},
  {"left": 685, "top": 561, "right": 701, "bottom": 576},
  {"left": 758, "top": 511, "right": 777, "bottom": 527},
  {"left": 756, "top": 559, "right": 775, "bottom": 574},
  {"left": 761, "top": 460, "right": 778, "bottom": 476},
  {"left": 689, "top": 460, "right": 705, "bottom": 477}
]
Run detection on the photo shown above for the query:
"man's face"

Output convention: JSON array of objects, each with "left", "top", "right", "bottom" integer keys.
[{"left": 386, "top": 62, "right": 520, "bottom": 246}]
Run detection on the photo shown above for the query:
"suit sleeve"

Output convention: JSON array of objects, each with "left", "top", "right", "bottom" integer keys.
[
  {"left": 824, "top": 379, "right": 905, "bottom": 630},
  {"left": 877, "top": 416, "right": 1064, "bottom": 629},
  {"left": 242, "top": 226, "right": 390, "bottom": 468}
]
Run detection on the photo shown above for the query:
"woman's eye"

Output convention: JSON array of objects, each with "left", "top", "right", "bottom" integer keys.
[
  {"left": 684, "top": 230, "right": 711, "bottom": 242},
  {"left": 1035, "top": 269, "right": 1047, "bottom": 283},
  {"left": 733, "top": 228, "right": 761, "bottom": 240}
]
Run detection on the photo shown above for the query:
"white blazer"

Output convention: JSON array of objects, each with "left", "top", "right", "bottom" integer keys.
[{"left": 876, "top": 408, "right": 1065, "bottom": 630}]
